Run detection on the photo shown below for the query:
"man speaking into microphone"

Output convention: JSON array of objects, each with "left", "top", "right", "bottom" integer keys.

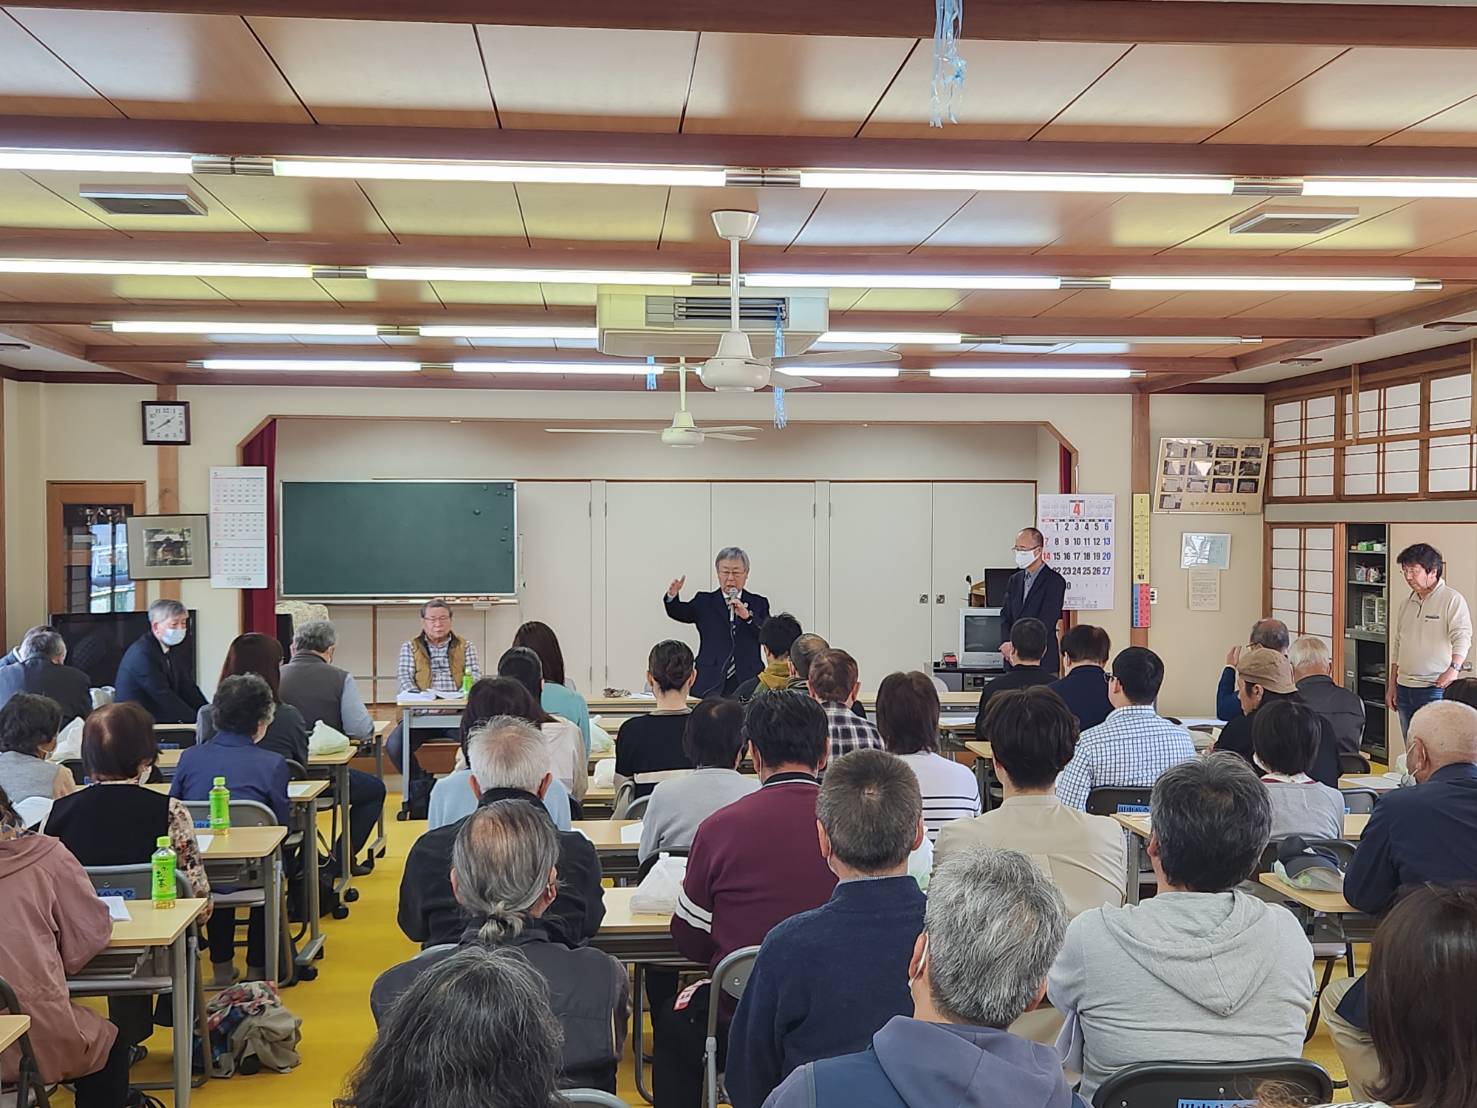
[{"left": 664, "top": 546, "right": 770, "bottom": 698}]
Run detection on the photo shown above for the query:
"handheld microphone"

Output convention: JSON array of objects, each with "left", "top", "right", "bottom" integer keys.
[{"left": 725, "top": 587, "right": 740, "bottom": 622}]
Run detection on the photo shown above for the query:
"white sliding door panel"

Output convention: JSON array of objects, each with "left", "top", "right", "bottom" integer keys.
[
  {"left": 828, "top": 483, "right": 933, "bottom": 693},
  {"left": 512, "top": 482, "right": 594, "bottom": 692},
  {"left": 930, "top": 482, "right": 1036, "bottom": 660},
  {"left": 711, "top": 483, "right": 817, "bottom": 633},
  {"left": 604, "top": 482, "right": 712, "bottom": 691}
]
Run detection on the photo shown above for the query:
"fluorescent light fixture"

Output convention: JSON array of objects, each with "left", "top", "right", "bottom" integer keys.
[
  {"left": 1108, "top": 276, "right": 1423, "bottom": 293},
  {"left": 1302, "top": 179, "right": 1477, "bottom": 199},
  {"left": 1000, "top": 335, "right": 1260, "bottom": 345},
  {"left": 452, "top": 362, "right": 662, "bottom": 375},
  {"left": 796, "top": 367, "right": 901, "bottom": 378},
  {"left": 364, "top": 266, "right": 691, "bottom": 286},
  {"left": 800, "top": 170, "right": 1234, "bottom": 195},
  {"left": 274, "top": 159, "right": 725, "bottom": 187},
  {"left": 748, "top": 273, "right": 1061, "bottom": 291},
  {"left": 418, "top": 325, "right": 600, "bottom": 339},
  {"left": 201, "top": 359, "right": 420, "bottom": 372},
  {"left": 0, "top": 150, "right": 194, "bottom": 174},
  {"left": 110, "top": 320, "right": 379, "bottom": 336},
  {"left": 0, "top": 258, "right": 313, "bottom": 279},
  {"left": 819, "top": 330, "right": 963, "bottom": 345},
  {"left": 930, "top": 368, "right": 1136, "bottom": 380}
]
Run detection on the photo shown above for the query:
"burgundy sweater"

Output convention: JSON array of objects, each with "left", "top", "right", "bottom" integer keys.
[{"left": 672, "top": 772, "right": 838, "bottom": 975}]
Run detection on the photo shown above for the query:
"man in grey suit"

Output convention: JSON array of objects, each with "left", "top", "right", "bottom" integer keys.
[{"left": 0, "top": 628, "right": 92, "bottom": 727}]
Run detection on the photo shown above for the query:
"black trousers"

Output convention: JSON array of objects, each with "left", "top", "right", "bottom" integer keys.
[
  {"left": 73, "top": 1034, "right": 131, "bottom": 1108},
  {"left": 652, "top": 984, "right": 727, "bottom": 1108},
  {"left": 207, "top": 906, "right": 266, "bottom": 970}
]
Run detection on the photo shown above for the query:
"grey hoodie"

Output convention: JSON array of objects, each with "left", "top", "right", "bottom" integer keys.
[
  {"left": 1047, "top": 889, "right": 1314, "bottom": 1100},
  {"left": 764, "top": 1015, "right": 1082, "bottom": 1108}
]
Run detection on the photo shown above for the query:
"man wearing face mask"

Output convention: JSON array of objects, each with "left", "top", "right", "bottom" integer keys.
[
  {"left": 1000, "top": 527, "right": 1067, "bottom": 676},
  {"left": 664, "top": 546, "right": 770, "bottom": 698},
  {"left": 1322, "top": 698, "right": 1477, "bottom": 1099},
  {"left": 114, "top": 598, "right": 207, "bottom": 723}
]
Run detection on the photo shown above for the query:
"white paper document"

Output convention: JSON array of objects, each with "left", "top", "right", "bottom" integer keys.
[
  {"left": 100, "top": 896, "right": 131, "bottom": 921},
  {"left": 619, "top": 822, "right": 644, "bottom": 845}
]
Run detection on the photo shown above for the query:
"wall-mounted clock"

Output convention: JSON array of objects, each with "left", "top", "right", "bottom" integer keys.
[{"left": 141, "top": 400, "right": 191, "bottom": 446}]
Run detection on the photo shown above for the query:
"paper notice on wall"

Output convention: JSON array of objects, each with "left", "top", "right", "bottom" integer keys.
[
  {"left": 1188, "top": 568, "right": 1221, "bottom": 612},
  {"left": 1038, "top": 494, "right": 1116, "bottom": 611},
  {"left": 210, "top": 466, "right": 268, "bottom": 589}
]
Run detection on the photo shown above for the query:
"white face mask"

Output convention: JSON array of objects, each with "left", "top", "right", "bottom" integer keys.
[
  {"left": 1014, "top": 548, "right": 1038, "bottom": 569},
  {"left": 160, "top": 626, "right": 186, "bottom": 647}
]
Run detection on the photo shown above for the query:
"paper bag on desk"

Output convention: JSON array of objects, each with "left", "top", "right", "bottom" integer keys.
[{"left": 631, "top": 854, "right": 687, "bottom": 914}]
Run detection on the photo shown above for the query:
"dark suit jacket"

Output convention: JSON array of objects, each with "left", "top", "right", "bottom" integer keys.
[
  {"left": 1000, "top": 564, "right": 1067, "bottom": 676},
  {"left": 114, "top": 632, "right": 206, "bottom": 724},
  {"left": 398, "top": 787, "right": 605, "bottom": 950},
  {"left": 1049, "top": 665, "right": 1113, "bottom": 732},
  {"left": 0, "top": 658, "right": 92, "bottom": 727},
  {"left": 664, "top": 588, "right": 770, "bottom": 698},
  {"left": 1338, "top": 762, "right": 1477, "bottom": 1026},
  {"left": 1213, "top": 693, "right": 1340, "bottom": 788},
  {"left": 974, "top": 665, "right": 1057, "bottom": 735}
]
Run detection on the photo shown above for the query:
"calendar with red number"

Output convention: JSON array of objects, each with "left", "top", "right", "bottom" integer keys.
[{"left": 1038, "top": 494, "right": 1116, "bottom": 611}]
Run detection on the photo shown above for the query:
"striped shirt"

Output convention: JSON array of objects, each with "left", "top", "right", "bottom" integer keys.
[
  {"left": 1055, "top": 704, "right": 1196, "bottom": 811},
  {"left": 896, "top": 751, "right": 981, "bottom": 840}
]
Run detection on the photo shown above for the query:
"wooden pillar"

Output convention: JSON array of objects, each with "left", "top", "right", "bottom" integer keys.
[
  {"left": 156, "top": 384, "right": 182, "bottom": 602},
  {"left": 1130, "top": 390, "right": 1150, "bottom": 648},
  {"left": 0, "top": 381, "right": 7, "bottom": 640}
]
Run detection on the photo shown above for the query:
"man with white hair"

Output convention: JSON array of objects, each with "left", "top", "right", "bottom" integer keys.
[
  {"left": 1290, "top": 635, "right": 1365, "bottom": 755},
  {"left": 1323, "top": 698, "right": 1477, "bottom": 1099},
  {"left": 665, "top": 546, "right": 771, "bottom": 697},
  {"left": 766, "top": 849, "right": 1082, "bottom": 1108},
  {"left": 397, "top": 715, "right": 604, "bottom": 950},
  {"left": 0, "top": 628, "right": 92, "bottom": 726},
  {"left": 114, "top": 598, "right": 206, "bottom": 723}
]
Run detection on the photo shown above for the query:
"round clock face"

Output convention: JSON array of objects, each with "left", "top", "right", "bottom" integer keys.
[{"left": 145, "top": 404, "right": 188, "bottom": 443}]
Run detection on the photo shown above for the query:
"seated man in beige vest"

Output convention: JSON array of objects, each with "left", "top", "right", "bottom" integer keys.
[{"left": 388, "top": 599, "right": 481, "bottom": 775}]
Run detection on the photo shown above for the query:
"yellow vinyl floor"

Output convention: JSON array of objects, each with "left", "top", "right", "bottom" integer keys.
[{"left": 56, "top": 792, "right": 1356, "bottom": 1105}]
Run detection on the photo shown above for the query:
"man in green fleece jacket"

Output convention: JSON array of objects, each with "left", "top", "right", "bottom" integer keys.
[{"left": 1047, "top": 752, "right": 1314, "bottom": 1102}]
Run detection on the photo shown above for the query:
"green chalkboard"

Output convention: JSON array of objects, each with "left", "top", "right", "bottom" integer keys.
[{"left": 280, "top": 481, "right": 516, "bottom": 598}]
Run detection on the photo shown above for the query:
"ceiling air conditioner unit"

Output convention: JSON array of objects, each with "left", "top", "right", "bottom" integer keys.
[{"left": 596, "top": 286, "right": 829, "bottom": 358}]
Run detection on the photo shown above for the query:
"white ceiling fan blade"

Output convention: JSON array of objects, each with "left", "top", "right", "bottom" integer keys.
[
  {"left": 774, "top": 349, "right": 902, "bottom": 368},
  {"left": 702, "top": 425, "right": 763, "bottom": 433},
  {"left": 770, "top": 370, "right": 821, "bottom": 390},
  {"left": 546, "top": 427, "right": 661, "bottom": 435},
  {"left": 705, "top": 433, "right": 756, "bottom": 442}
]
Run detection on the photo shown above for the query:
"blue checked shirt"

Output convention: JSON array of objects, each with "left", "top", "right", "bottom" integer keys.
[
  {"left": 822, "top": 701, "right": 885, "bottom": 762},
  {"left": 1055, "top": 704, "right": 1196, "bottom": 811}
]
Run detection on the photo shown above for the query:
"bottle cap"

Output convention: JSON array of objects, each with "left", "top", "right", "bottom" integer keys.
[
  {"left": 213, "top": 776, "right": 226, "bottom": 786},
  {"left": 157, "top": 836, "right": 171, "bottom": 848}
]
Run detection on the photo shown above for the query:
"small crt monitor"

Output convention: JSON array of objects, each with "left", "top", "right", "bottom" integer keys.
[{"left": 959, "top": 607, "right": 1005, "bottom": 668}]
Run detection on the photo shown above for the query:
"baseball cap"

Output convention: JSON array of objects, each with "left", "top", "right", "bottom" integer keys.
[{"left": 1236, "top": 646, "right": 1296, "bottom": 695}]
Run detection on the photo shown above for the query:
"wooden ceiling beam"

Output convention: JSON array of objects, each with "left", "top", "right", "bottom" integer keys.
[
  {"left": 2, "top": 233, "right": 1472, "bottom": 280},
  {"left": 23, "top": 0, "right": 1477, "bottom": 48},
  {"left": 10, "top": 114, "right": 1477, "bottom": 178},
  {"left": 0, "top": 302, "right": 1371, "bottom": 340},
  {"left": 89, "top": 343, "right": 1234, "bottom": 374}
]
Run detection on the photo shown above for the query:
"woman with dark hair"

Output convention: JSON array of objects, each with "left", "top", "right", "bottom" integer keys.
[
  {"left": 638, "top": 697, "right": 757, "bottom": 862},
  {"left": 615, "top": 640, "right": 698, "bottom": 801},
  {"left": 1253, "top": 699, "right": 1345, "bottom": 840},
  {"left": 47, "top": 702, "right": 211, "bottom": 1055},
  {"left": 512, "top": 620, "right": 592, "bottom": 757},
  {"left": 876, "top": 671, "right": 979, "bottom": 840},
  {"left": 497, "top": 647, "right": 587, "bottom": 801},
  {"left": 343, "top": 943, "right": 566, "bottom": 1108},
  {"left": 0, "top": 783, "right": 138, "bottom": 1107},
  {"left": 0, "top": 690, "right": 73, "bottom": 803},
  {"left": 427, "top": 677, "right": 573, "bottom": 831},
  {"left": 195, "top": 632, "right": 310, "bottom": 765}
]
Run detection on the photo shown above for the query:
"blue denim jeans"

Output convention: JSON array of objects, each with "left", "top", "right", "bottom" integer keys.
[{"left": 1396, "top": 683, "right": 1444, "bottom": 735}]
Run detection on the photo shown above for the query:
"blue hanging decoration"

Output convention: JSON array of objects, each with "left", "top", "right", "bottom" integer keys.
[
  {"left": 772, "top": 314, "right": 788, "bottom": 428},
  {"left": 929, "top": 0, "right": 967, "bottom": 128},
  {"left": 645, "top": 355, "right": 658, "bottom": 391}
]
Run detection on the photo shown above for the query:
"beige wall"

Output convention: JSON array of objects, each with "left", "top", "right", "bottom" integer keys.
[
  {"left": 1146, "top": 393, "right": 1268, "bottom": 718},
  {"left": 3, "top": 382, "right": 1281, "bottom": 705}
]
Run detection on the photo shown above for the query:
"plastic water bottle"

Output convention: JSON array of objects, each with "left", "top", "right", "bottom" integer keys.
[
  {"left": 209, "top": 776, "right": 231, "bottom": 835},
  {"left": 461, "top": 670, "right": 473, "bottom": 695},
  {"left": 151, "top": 836, "right": 176, "bottom": 910}
]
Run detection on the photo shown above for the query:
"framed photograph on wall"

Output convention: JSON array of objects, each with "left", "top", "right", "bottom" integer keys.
[
  {"left": 125, "top": 514, "right": 210, "bottom": 579},
  {"left": 1153, "top": 437, "right": 1270, "bottom": 514}
]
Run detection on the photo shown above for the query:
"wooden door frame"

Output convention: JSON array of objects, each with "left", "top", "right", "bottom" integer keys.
[{"left": 45, "top": 481, "right": 147, "bottom": 617}]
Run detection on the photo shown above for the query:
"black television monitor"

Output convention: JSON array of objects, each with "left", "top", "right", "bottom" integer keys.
[
  {"left": 982, "top": 568, "right": 1015, "bottom": 608},
  {"left": 50, "top": 610, "right": 199, "bottom": 690}
]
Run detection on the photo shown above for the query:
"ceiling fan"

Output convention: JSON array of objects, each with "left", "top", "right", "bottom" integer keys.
[
  {"left": 697, "top": 209, "right": 901, "bottom": 392},
  {"left": 545, "top": 359, "right": 760, "bottom": 448}
]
